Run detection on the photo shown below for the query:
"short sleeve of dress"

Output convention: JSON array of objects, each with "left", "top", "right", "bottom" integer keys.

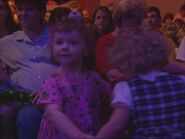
[
  {"left": 37, "top": 75, "right": 63, "bottom": 106},
  {"left": 111, "top": 81, "right": 134, "bottom": 109}
]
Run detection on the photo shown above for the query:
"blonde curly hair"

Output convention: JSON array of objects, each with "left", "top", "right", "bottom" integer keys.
[
  {"left": 110, "top": 27, "right": 169, "bottom": 78},
  {"left": 114, "top": 0, "right": 147, "bottom": 27}
]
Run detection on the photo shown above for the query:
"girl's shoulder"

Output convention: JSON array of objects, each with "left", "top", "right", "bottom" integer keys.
[
  {"left": 86, "top": 71, "right": 111, "bottom": 87},
  {"left": 43, "top": 72, "right": 61, "bottom": 84}
]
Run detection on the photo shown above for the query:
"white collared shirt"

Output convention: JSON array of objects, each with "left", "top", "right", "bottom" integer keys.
[{"left": 0, "top": 27, "right": 58, "bottom": 91}]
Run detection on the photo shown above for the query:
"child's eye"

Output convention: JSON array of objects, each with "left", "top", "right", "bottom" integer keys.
[
  {"left": 69, "top": 40, "right": 79, "bottom": 45},
  {"left": 96, "top": 16, "right": 101, "bottom": 19}
]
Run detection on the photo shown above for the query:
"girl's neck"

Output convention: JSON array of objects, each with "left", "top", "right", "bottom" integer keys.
[
  {"left": 61, "top": 62, "right": 83, "bottom": 78},
  {"left": 97, "top": 28, "right": 106, "bottom": 36}
]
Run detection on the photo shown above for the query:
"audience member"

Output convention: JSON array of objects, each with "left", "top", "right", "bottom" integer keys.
[
  {"left": 90, "top": 6, "right": 114, "bottom": 40},
  {"left": 161, "top": 13, "right": 176, "bottom": 40},
  {"left": 174, "top": 18, "right": 185, "bottom": 45},
  {"left": 48, "top": 7, "right": 71, "bottom": 27},
  {"left": 174, "top": 4, "right": 185, "bottom": 22},
  {"left": 143, "top": 6, "right": 177, "bottom": 60},
  {"left": 0, "top": 0, "right": 20, "bottom": 38},
  {"left": 0, "top": 0, "right": 58, "bottom": 139},
  {"left": 144, "top": 6, "right": 185, "bottom": 74},
  {"left": 0, "top": 0, "right": 20, "bottom": 139},
  {"left": 0, "top": 0, "right": 7, "bottom": 37}
]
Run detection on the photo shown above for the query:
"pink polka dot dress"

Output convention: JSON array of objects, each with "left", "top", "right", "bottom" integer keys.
[{"left": 37, "top": 71, "right": 111, "bottom": 139}]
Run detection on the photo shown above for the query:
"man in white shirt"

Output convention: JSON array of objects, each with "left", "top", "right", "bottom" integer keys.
[{"left": 0, "top": 0, "right": 58, "bottom": 139}]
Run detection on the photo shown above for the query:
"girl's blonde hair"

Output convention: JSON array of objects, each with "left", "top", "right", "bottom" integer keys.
[
  {"left": 110, "top": 27, "right": 169, "bottom": 78},
  {"left": 53, "top": 19, "right": 95, "bottom": 70}
]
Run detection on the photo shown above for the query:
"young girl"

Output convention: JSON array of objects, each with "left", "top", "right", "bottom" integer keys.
[
  {"left": 36, "top": 19, "right": 112, "bottom": 139},
  {"left": 91, "top": 6, "right": 114, "bottom": 40},
  {"left": 96, "top": 28, "right": 185, "bottom": 138}
]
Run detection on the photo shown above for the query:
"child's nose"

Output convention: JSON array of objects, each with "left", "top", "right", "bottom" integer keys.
[{"left": 61, "top": 42, "right": 69, "bottom": 49}]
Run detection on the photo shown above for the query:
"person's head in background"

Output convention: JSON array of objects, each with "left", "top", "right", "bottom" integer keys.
[
  {"left": 81, "top": 9, "right": 90, "bottom": 24},
  {"left": 91, "top": 6, "right": 114, "bottom": 37},
  {"left": 15, "top": 0, "right": 47, "bottom": 31},
  {"left": 113, "top": 0, "right": 147, "bottom": 29},
  {"left": 143, "top": 6, "right": 161, "bottom": 31},
  {"left": 0, "top": 0, "right": 7, "bottom": 27},
  {"left": 48, "top": 7, "right": 71, "bottom": 27},
  {"left": 110, "top": 28, "right": 169, "bottom": 79},
  {"left": 0, "top": 0, "right": 20, "bottom": 36},
  {"left": 179, "top": 4, "right": 185, "bottom": 18},
  {"left": 162, "top": 13, "right": 174, "bottom": 25},
  {"left": 52, "top": 19, "right": 95, "bottom": 71},
  {"left": 174, "top": 18, "right": 185, "bottom": 30},
  {"left": 68, "top": 10, "right": 84, "bottom": 24}
]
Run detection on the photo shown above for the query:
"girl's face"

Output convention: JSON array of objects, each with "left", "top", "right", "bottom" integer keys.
[
  {"left": 94, "top": 10, "right": 110, "bottom": 31},
  {"left": 53, "top": 31, "right": 87, "bottom": 66}
]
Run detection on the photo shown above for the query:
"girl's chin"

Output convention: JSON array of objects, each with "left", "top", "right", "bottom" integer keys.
[{"left": 59, "top": 60, "right": 73, "bottom": 65}]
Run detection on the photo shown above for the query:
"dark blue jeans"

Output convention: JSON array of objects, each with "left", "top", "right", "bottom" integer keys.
[{"left": 16, "top": 105, "right": 43, "bottom": 139}]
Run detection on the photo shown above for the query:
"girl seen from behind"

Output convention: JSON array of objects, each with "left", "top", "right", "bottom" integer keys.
[
  {"left": 36, "top": 19, "right": 112, "bottom": 139},
  {"left": 96, "top": 28, "right": 185, "bottom": 139}
]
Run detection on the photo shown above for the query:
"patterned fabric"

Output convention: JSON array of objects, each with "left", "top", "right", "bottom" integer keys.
[
  {"left": 128, "top": 74, "right": 185, "bottom": 139},
  {"left": 37, "top": 71, "right": 111, "bottom": 139}
]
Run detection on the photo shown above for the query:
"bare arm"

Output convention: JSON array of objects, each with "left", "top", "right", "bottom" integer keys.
[
  {"left": 45, "top": 104, "right": 93, "bottom": 139},
  {"left": 163, "top": 60, "right": 185, "bottom": 74},
  {"left": 105, "top": 69, "right": 126, "bottom": 82},
  {"left": 96, "top": 106, "right": 129, "bottom": 138}
]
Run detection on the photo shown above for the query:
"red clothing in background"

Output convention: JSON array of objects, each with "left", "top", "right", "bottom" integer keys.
[{"left": 96, "top": 33, "right": 116, "bottom": 75}]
